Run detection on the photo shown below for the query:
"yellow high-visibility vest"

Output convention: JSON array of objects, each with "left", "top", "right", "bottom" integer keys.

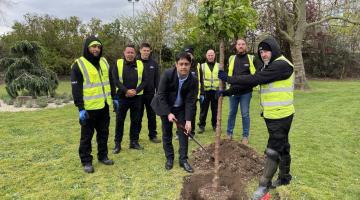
[
  {"left": 201, "top": 62, "right": 219, "bottom": 91},
  {"left": 228, "top": 54, "right": 256, "bottom": 76},
  {"left": 75, "top": 56, "right": 112, "bottom": 110},
  {"left": 260, "top": 55, "right": 295, "bottom": 119},
  {"left": 116, "top": 59, "right": 144, "bottom": 95}
]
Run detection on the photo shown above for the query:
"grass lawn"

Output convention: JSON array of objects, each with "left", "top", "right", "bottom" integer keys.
[{"left": 0, "top": 80, "right": 359, "bottom": 199}]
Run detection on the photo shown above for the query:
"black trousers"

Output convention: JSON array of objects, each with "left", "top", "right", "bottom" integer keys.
[
  {"left": 191, "top": 102, "right": 197, "bottom": 135},
  {"left": 139, "top": 94, "right": 158, "bottom": 139},
  {"left": 114, "top": 96, "right": 142, "bottom": 144},
  {"left": 265, "top": 114, "right": 294, "bottom": 156},
  {"left": 198, "top": 90, "right": 218, "bottom": 129},
  {"left": 79, "top": 104, "right": 110, "bottom": 165},
  {"left": 160, "top": 106, "right": 188, "bottom": 163}
]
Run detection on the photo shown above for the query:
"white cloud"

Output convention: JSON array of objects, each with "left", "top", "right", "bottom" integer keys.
[{"left": 0, "top": 0, "right": 147, "bottom": 35}]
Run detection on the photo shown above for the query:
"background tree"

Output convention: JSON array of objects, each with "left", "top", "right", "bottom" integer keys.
[
  {"left": 253, "top": 0, "right": 360, "bottom": 89},
  {"left": 0, "top": 40, "right": 58, "bottom": 98},
  {"left": 198, "top": 0, "right": 257, "bottom": 191}
]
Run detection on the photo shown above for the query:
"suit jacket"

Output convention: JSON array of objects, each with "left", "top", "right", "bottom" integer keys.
[{"left": 151, "top": 67, "right": 198, "bottom": 121}]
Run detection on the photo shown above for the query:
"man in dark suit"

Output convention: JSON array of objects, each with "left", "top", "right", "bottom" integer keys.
[{"left": 151, "top": 52, "right": 198, "bottom": 173}]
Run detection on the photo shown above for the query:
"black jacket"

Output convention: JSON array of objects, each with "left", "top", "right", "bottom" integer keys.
[
  {"left": 140, "top": 58, "right": 160, "bottom": 95},
  {"left": 112, "top": 59, "right": 147, "bottom": 99},
  {"left": 226, "top": 53, "right": 261, "bottom": 95},
  {"left": 70, "top": 35, "right": 116, "bottom": 110},
  {"left": 224, "top": 36, "right": 293, "bottom": 95},
  {"left": 151, "top": 67, "right": 198, "bottom": 121}
]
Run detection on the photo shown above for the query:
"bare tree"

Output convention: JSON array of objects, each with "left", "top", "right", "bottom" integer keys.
[{"left": 254, "top": 0, "right": 360, "bottom": 89}]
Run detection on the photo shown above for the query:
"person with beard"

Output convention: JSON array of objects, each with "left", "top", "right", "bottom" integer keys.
[
  {"left": 71, "top": 35, "right": 115, "bottom": 173},
  {"left": 151, "top": 52, "right": 198, "bottom": 173},
  {"left": 138, "top": 42, "right": 161, "bottom": 143},
  {"left": 183, "top": 46, "right": 203, "bottom": 137},
  {"left": 112, "top": 44, "right": 146, "bottom": 153},
  {"left": 198, "top": 49, "right": 219, "bottom": 133},
  {"left": 218, "top": 36, "right": 295, "bottom": 199},
  {"left": 218, "top": 38, "right": 257, "bottom": 145}
]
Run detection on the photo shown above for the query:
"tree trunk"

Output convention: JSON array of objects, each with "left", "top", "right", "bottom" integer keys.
[
  {"left": 212, "top": 39, "right": 225, "bottom": 190},
  {"left": 290, "top": 41, "right": 309, "bottom": 90}
]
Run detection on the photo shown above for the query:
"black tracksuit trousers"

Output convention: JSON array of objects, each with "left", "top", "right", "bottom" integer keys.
[
  {"left": 265, "top": 114, "right": 294, "bottom": 156},
  {"left": 114, "top": 96, "right": 142, "bottom": 145},
  {"left": 79, "top": 104, "right": 110, "bottom": 165},
  {"left": 198, "top": 90, "right": 218, "bottom": 129},
  {"left": 139, "top": 94, "right": 158, "bottom": 139}
]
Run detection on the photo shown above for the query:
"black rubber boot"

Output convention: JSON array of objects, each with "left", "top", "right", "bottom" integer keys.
[
  {"left": 271, "top": 154, "right": 292, "bottom": 188},
  {"left": 252, "top": 148, "right": 279, "bottom": 200}
]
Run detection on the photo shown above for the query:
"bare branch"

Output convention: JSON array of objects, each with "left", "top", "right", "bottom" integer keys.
[{"left": 306, "top": 16, "right": 360, "bottom": 28}]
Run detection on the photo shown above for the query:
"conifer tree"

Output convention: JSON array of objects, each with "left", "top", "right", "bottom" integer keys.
[{"left": 0, "top": 40, "right": 58, "bottom": 98}]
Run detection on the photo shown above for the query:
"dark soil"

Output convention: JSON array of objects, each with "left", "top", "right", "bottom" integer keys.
[{"left": 180, "top": 139, "right": 266, "bottom": 200}]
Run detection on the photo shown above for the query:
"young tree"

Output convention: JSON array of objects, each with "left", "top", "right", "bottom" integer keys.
[
  {"left": 1, "top": 40, "right": 58, "bottom": 98},
  {"left": 198, "top": 0, "right": 257, "bottom": 190}
]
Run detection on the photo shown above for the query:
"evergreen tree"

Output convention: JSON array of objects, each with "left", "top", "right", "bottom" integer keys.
[{"left": 0, "top": 40, "right": 58, "bottom": 98}]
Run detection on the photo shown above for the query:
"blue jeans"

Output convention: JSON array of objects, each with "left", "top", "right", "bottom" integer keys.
[{"left": 227, "top": 92, "right": 252, "bottom": 138}]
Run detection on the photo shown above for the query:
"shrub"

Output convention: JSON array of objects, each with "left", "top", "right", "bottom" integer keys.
[{"left": 35, "top": 97, "right": 48, "bottom": 108}]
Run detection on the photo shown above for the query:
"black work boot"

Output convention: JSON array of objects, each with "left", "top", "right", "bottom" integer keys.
[
  {"left": 198, "top": 126, "right": 205, "bottom": 134},
  {"left": 252, "top": 148, "right": 279, "bottom": 200},
  {"left": 113, "top": 143, "right": 121, "bottom": 154},
  {"left": 83, "top": 163, "right": 94, "bottom": 173},
  {"left": 150, "top": 136, "right": 161, "bottom": 143},
  {"left": 271, "top": 155, "right": 292, "bottom": 188},
  {"left": 129, "top": 141, "right": 144, "bottom": 150},
  {"left": 99, "top": 157, "right": 114, "bottom": 165}
]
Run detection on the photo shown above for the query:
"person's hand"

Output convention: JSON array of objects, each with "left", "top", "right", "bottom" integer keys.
[
  {"left": 199, "top": 95, "right": 205, "bottom": 104},
  {"left": 113, "top": 99, "right": 119, "bottom": 112},
  {"left": 79, "top": 110, "right": 89, "bottom": 125},
  {"left": 215, "top": 90, "right": 224, "bottom": 99},
  {"left": 125, "top": 89, "right": 136, "bottom": 97},
  {"left": 168, "top": 113, "right": 176, "bottom": 122},
  {"left": 185, "top": 121, "right": 192, "bottom": 134},
  {"left": 218, "top": 70, "right": 228, "bottom": 82}
]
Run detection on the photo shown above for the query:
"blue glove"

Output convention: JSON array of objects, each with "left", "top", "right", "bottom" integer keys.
[
  {"left": 200, "top": 95, "right": 205, "bottom": 104},
  {"left": 218, "top": 70, "right": 228, "bottom": 82},
  {"left": 113, "top": 100, "right": 119, "bottom": 112},
  {"left": 79, "top": 110, "right": 89, "bottom": 125}
]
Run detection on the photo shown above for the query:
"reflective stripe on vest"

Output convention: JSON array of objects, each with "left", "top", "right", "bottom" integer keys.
[
  {"left": 116, "top": 59, "right": 144, "bottom": 95},
  {"left": 202, "top": 62, "right": 219, "bottom": 91},
  {"left": 260, "top": 55, "right": 295, "bottom": 119},
  {"left": 76, "top": 56, "right": 112, "bottom": 110}
]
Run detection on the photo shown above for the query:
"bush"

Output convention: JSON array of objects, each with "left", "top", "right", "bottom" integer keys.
[
  {"left": 55, "top": 99, "right": 62, "bottom": 105},
  {"left": 35, "top": 97, "right": 48, "bottom": 108},
  {"left": 2, "top": 96, "right": 14, "bottom": 105},
  {"left": 14, "top": 100, "right": 22, "bottom": 107},
  {"left": 25, "top": 100, "right": 33, "bottom": 108}
]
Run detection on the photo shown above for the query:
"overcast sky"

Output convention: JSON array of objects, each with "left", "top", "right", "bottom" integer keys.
[{"left": 0, "top": 0, "right": 147, "bottom": 34}]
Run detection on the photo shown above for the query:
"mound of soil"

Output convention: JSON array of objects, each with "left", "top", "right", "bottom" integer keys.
[{"left": 180, "top": 139, "right": 266, "bottom": 200}]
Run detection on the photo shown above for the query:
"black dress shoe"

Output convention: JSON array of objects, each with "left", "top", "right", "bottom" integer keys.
[
  {"left": 180, "top": 161, "right": 194, "bottom": 173},
  {"left": 129, "top": 142, "right": 144, "bottom": 150},
  {"left": 150, "top": 137, "right": 161, "bottom": 143},
  {"left": 99, "top": 158, "right": 114, "bottom": 165},
  {"left": 113, "top": 143, "right": 121, "bottom": 154},
  {"left": 165, "top": 160, "right": 173, "bottom": 170},
  {"left": 83, "top": 163, "right": 94, "bottom": 173}
]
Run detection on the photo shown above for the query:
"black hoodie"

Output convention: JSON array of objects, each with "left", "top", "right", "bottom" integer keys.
[
  {"left": 224, "top": 36, "right": 293, "bottom": 95},
  {"left": 70, "top": 35, "right": 116, "bottom": 110}
]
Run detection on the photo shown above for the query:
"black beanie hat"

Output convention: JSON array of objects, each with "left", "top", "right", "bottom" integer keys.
[
  {"left": 258, "top": 42, "right": 271, "bottom": 51},
  {"left": 183, "top": 46, "right": 194, "bottom": 54}
]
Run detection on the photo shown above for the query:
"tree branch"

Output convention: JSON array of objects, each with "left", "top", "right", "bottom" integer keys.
[{"left": 306, "top": 16, "right": 360, "bottom": 28}]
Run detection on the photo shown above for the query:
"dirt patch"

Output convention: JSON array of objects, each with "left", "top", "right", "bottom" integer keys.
[{"left": 180, "top": 139, "right": 268, "bottom": 200}]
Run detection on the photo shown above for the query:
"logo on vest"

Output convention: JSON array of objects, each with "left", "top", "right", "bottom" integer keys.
[
  {"left": 150, "top": 66, "right": 154, "bottom": 69},
  {"left": 244, "top": 64, "right": 249, "bottom": 67}
]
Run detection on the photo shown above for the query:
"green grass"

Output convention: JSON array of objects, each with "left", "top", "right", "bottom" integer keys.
[{"left": 0, "top": 80, "right": 359, "bottom": 199}]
